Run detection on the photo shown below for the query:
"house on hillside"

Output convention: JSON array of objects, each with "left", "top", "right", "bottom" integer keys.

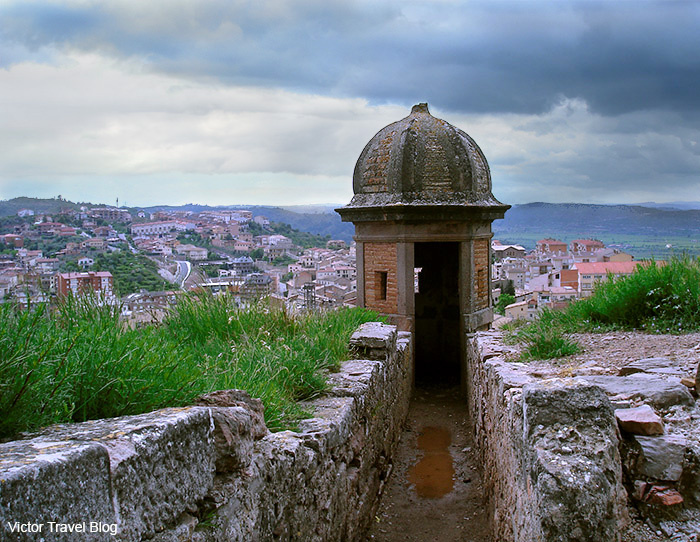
[
  {"left": 326, "top": 239, "right": 347, "bottom": 250},
  {"left": 570, "top": 238, "right": 605, "bottom": 254},
  {"left": 175, "top": 244, "right": 208, "bottom": 261},
  {"left": 505, "top": 297, "right": 539, "bottom": 320},
  {"left": 573, "top": 261, "right": 645, "bottom": 297},
  {"left": 81, "top": 237, "right": 107, "bottom": 250},
  {"left": 492, "top": 241, "right": 526, "bottom": 260},
  {"left": 90, "top": 207, "right": 132, "bottom": 222},
  {"left": 536, "top": 238, "right": 567, "bottom": 256},
  {"left": 594, "top": 248, "right": 634, "bottom": 262},
  {"left": 35, "top": 258, "right": 60, "bottom": 274},
  {"left": 0, "top": 234, "right": 23, "bottom": 248},
  {"left": 550, "top": 268, "right": 579, "bottom": 291},
  {"left": 78, "top": 257, "right": 94, "bottom": 269},
  {"left": 532, "top": 286, "right": 579, "bottom": 309}
]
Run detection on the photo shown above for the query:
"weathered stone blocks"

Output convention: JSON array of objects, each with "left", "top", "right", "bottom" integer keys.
[
  {"left": 0, "top": 441, "right": 114, "bottom": 542},
  {"left": 467, "top": 333, "right": 628, "bottom": 542},
  {"left": 1, "top": 322, "right": 412, "bottom": 542},
  {"left": 574, "top": 374, "right": 694, "bottom": 409},
  {"left": 619, "top": 357, "right": 687, "bottom": 377},
  {"left": 524, "top": 382, "right": 628, "bottom": 542},
  {"left": 0, "top": 407, "right": 216, "bottom": 541}
]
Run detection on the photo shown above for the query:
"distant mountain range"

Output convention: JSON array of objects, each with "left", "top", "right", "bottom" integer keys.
[
  {"left": 2, "top": 198, "right": 699, "bottom": 250},
  {"left": 493, "top": 202, "right": 700, "bottom": 237},
  {"left": 634, "top": 201, "right": 700, "bottom": 211}
]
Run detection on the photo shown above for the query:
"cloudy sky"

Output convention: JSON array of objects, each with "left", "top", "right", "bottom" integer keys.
[{"left": 1, "top": 0, "right": 699, "bottom": 207}]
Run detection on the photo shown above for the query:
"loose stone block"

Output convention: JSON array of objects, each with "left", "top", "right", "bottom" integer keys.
[
  {"left": 681, "top": 377, "right": 696, "bottom": 389},
  {"left": 196, "top": 389, "right": 268, "bottom": 439},
  {"left": 326, "top": 359, "right": 382, "bottom": 398},
  {"left": 615, "top": 405, "right": 664, "bottom": 436},
  {"left": 574, "top": 374, "right": 694, "bottom": 408},
  {"left": 645, "top": 486, "right": 684, "bottom": 506},
  {"left": 349, "top": 322, "right": 397, "bottom": 360},
  {"left": 631, "top": 435, "right": 687, "bottom": 481},
  {"left": 619, "top": 357, "right": 686, "bottom": 377}
]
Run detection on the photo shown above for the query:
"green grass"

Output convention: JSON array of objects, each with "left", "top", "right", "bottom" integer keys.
[
  {"left": 565, "top": 257, "right": 700, "bottom": 333},
  {"left": 502, "top": 310, "right": 581, "bottom": 361},
  {"left": 0, "top": 294, "right": 380, "bottom": 439},
  {"left": 504, "top": 256, "right": 700, "bottom": 360}
]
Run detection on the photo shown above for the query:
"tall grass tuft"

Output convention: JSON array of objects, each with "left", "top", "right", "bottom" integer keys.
[
  {"left": 504, "top": 309, "right": 581, "bottom": 361},
  {"left": 504, "top": 256, "right": 700, "bottom": 360},
  {"left": 567, "top": 256, "right": 700, "bottom": 333},
  {"left": 0, "top": 293, "right": 380, "bottom": 439}
]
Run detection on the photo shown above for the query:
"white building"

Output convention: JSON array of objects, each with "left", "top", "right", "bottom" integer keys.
[{"left": 131, "top": 221, "right": 194, "bottom": 236}]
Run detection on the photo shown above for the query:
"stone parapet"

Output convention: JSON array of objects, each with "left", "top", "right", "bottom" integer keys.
[
  {"left": 466, "top": 331, "right": 628, "bottom": 542},
  {"left": 0, "top": 322, "right": 412, "bottom": 542}
]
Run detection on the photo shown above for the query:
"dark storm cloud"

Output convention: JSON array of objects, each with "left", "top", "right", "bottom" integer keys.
[{"left": 3, "top": 0, "right": 699, "bottom": 116}]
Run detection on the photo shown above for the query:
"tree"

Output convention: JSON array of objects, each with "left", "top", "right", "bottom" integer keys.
[{"left": 502, "top": 280, "right": 516, "bottom": 297}]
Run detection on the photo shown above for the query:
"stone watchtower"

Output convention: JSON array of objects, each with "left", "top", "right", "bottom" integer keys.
[{"left": 337, "top": 103, "right": 509, "bottom": 386}]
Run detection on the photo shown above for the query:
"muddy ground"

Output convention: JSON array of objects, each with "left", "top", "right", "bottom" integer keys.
[{"left": 364, "top": 387, "right": 491, "bottom": 542}]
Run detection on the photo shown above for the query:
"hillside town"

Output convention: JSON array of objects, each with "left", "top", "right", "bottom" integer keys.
[
  {"left": 0, "top": 205, "right": 356, "bottom": 324},
  {"left": 0, "top": 203, "right": 649, "bottom": 324},
  {"left": 492, "top": 238, "right": 641, "bottom": 320}
]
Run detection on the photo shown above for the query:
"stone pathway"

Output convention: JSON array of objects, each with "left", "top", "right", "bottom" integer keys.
[{"left": 364, "top": 387, "right": 491, "bottom": 542}]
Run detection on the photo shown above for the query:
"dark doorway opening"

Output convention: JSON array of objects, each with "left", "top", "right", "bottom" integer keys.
[{"left": 414, "top": 242, "right": 461, "bottom": 386}]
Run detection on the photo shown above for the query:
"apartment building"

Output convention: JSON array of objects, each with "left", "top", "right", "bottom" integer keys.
[
  {"left": 56, "top": 271, "right": 114, "bottom": 297},
  {"left": 131, "top": 221, "right": 194, "bottom": 236},
  {"left": 573, "top": 261, "right": 643, "bottom": 297},
  {"left": 90, "top": 207, "right": 132, "bottom": 222}
]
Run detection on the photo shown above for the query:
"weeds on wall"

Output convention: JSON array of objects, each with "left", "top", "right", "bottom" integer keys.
[
  {"left": 502, "top": 310, "right": 581, "bottom": 361},
  {"left": 504, "top": 256, "right": 700, "bottom": 361},
  {"left": 0, "top": 294, "right": 379, "bottom": 439}
]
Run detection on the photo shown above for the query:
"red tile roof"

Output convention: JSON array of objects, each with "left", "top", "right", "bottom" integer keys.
[{"left": 573, "top": 261, "right": 644, "bottom": 275}]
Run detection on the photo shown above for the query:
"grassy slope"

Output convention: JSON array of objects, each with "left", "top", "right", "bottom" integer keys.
[{"left": 505, "top": 256, "right": 700, "bottom": 360}]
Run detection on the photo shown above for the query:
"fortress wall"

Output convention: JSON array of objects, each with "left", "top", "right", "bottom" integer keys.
[
  {"left": 0, "top": 323, "right": 412, "bottom": 542},
  {"left": 466, "top": 331, "right": 628, "bottom": 542}
]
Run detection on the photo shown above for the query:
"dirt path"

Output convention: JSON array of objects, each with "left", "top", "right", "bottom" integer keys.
[{"left": 364, "top": 387, "right": 491, "bottom": 542}]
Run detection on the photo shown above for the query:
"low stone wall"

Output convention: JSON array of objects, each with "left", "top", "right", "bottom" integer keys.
[
  {"left": 0, "top": 323, "right": 412, "bottom": 542},
  {"left": 466, "top": 331, "right": 629, "bottom": 542}
]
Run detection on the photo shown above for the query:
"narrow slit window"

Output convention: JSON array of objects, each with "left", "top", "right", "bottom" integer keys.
[{"left": 376, "top": 271, "right": 388, "bottom": 301}]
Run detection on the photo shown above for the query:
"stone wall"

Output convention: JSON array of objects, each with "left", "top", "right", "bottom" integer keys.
[
  {"left": 466, "top": 331, "right": 629, "bottom": 542},
  {"left": 0, "top": 323, "right": 412, "bottom": 542}
]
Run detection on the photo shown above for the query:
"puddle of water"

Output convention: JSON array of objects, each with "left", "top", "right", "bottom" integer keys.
[{"left": 408, "top": 426, "right": 454, "bottom": 499}]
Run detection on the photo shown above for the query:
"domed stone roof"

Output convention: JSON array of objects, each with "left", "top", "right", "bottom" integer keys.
[{"left": 346, "top": 103, "right": 505, "bottom": 210}]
